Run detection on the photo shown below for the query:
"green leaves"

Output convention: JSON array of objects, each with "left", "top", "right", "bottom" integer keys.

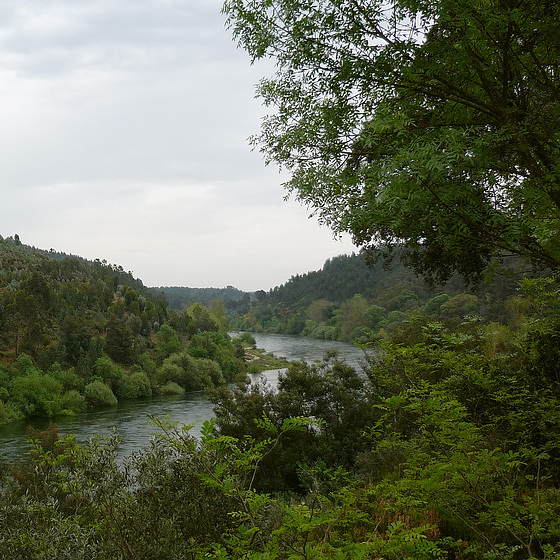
[{"left": 224, "top": 0, "right": 560, "bottom": 281}]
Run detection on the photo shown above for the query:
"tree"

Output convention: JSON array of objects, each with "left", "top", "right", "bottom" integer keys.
[
  {"left": 187, "top": 303, "right": 219, "bottom": 333},
  {"left": 154, "top": 323, "right": 182, "bottom": 363},
  {"left": 104, "top": 316, "right": 134, "bottom": 364},
  {"left": 223, "top": 0, "right": 560, "bottom": 282}
]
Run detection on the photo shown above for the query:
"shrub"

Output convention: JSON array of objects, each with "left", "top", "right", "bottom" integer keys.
[
  {"left": 115, "top": 371, "right": 152, "bottom": 399},
  {"left": 48, "top": 363, "right": 84, "bottom": 391},
  {"left": 159, "top": 381, "right": 184, "bottom": 395},
  {"left": 154, "top": 324, "right": 182, "bottom": 363},
  {"left": 0, "top": 401, "right": 21, "bottom": 424},
  {"left": 93, "top": 356, "right": 123, "bottom": 388},
  {"left": 157, "top": 352, "right": 212, "bottom": 392},
  {"left": 197, "top": 358, "right": 225, "bottom": 386},
  {"left": 10, "top": 371, "right": 64, "bottom": 418},
  {"left": 59, "top": 390, "right": 87, "bottom": 414},
  {"left": 84, "top": 381, "right": 118, "bottom": 408},
  {"left": 234, "top": 332, "right": 256, "bottom": 347},
  {"left": 155, "top": 362, "right": 184, "bottom": 387}
]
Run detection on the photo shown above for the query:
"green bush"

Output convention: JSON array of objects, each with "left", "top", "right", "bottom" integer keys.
[
  {"left": 136, "top": 353, "right": 156, "bottom": 376},
  {"left": 421, "top": 293, "right": 451, "bottom": 315},
  {"left": 0, "top": 401, "right": 21, "bottom": 424},
  {"left": 234, "top": 332, "right": 256, "bottom": 347},
  {"left": 10, "top": 371, "right": 64, "bottom": 418},
  {"left": 154, "top": 324, "right": 182, "bottom": 363},
  {"left": 157, "top": 352, "right": 213, "bottom": 392},
  {"left": 115, "top": 371, "right": 152, "bottom": 399},
  {"left": 59, "top": 390, "right": 87, "bottom": 414},
  {"left": 93, "top": 356, "right": 123, "bottom": 387},
  {"left": 84, "top": 380, "right": 118, "bottom": 408},
  {"left": 48, "top": 363, "right": 84, "bottom": 391},
  {"left": 197, "top": 358, "right": 225, "bottom": 386},
  {"left": 159, "top": 381, "right": 184, "bottom": 395},
  {"left": 154, "top": 362, "right": 184, "bottom": 387}
]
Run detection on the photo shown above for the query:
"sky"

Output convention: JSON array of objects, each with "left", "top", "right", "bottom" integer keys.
[{"left": 0, "top": 0, "right": 356, "bottom": 292}]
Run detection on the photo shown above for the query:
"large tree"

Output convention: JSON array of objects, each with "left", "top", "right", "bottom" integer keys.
[{"left": 224, "top": 0, "right": 560, "bottom": 281}]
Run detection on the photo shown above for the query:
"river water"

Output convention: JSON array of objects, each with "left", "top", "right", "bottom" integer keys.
[{"left": 0, "top": 333, "right": 366, "bottom": 463}]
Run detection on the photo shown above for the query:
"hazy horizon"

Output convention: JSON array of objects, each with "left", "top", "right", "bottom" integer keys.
[{"left": 0, "top": 0, "right": 356, "bottom": 292}]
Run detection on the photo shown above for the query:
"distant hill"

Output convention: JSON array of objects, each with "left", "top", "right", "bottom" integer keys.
[
  {"left": 230, "top": 250, "right": 537, "bottom": 340},
  {"left": 264, "top": 251, "right": 466, "bottom": 308},
  {"left": 154, "top": 286, "right": 250, "bottom": 314}
]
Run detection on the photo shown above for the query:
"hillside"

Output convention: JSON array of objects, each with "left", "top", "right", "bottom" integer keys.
[
  {"left": 230, "top": 251, "right": 537, "bottom": 340},
  {"left": 0, "top": 234, "right": 247, "bottom": 425},
  {"left": 155, "top": 285, "right": 250, "bottom": 314}
]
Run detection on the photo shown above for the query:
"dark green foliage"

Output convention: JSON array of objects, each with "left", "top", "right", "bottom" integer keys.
[
  {"left": 3, "top": 281, "right": 560, "bottom": 559},
  {"left": 156, "top": 352, "right": 204, "bottom": 391},
  {"left": 0, "top": 422, "right": 247, "bottom": 559},
  {"left": 224, "top": 0, "right": 560, "bottom": 282},
  {"left": 153, "top": 323, "right": 182, "bottom": 363},
  {"left": 211, "top": 354, "right": 378, "bottom": 493},
  {"left": 104, "top": 316, "right": 134, "bottom": 364},
  {"left": 189, "top": 331, "right": 244, "bottom": 380},
  {"left": 231, "top": 252, "right": 535, "bottom": 342},
  {"left": 188, "top": 302, "right": 219, "bottom": 333},
  {"left": 0, "top": 236, "right": 247, "bottom": 424},
  {"left": 5, "top": 308, "right": 560, "bottom": 560},
  {"left": 84, "top": 381, "right": 118, "bottom": 408},
  {"left": 114, "top": 370, "right": 152, "bottom": 400},
  {"left": 155, "top": 351, "right": 226, "bottom": 393}
]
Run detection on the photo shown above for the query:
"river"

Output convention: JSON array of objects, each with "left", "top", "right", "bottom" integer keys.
[{"left": 0, "top": 333, "right": 366, "bottom": 463}]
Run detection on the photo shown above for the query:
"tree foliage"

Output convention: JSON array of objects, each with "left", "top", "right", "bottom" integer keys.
[
  {"left": 3, "top": 284, "right": 560, "bottom": 559},
  {"left": 224, "top": 0, "right": 560, "bottom": 281},
  {"left": 0, "top": 236, "right": 246, "bottom": 425}
]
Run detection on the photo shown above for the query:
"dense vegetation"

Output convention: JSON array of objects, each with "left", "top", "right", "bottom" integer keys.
[
  {"left": 0, "top": 235, "right": 247, "bottom": 425},
  {"left": 230, "top": 251, "right": 534, "bottom": 342},
  {"left": 224, "top": 0, "right": 560, "bottom": 282},
  {"left": 0, "top": 239, "right": 558, "bottom": 559},
  {"left": 156, "top": 285, "right": 250, "bottom": 315},
  {"left": 1, "top": 277, "right": 560, "bottom": 559},
  {"left": 1, "top": 0, "right": 560, "bottom": 556}
]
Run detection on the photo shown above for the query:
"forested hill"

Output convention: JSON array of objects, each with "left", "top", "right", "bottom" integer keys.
[
  {"left": 0, "top": 234, "right": 248, "bottom": 426},
  {"left": 266, "top": 251, "right": 529, "bottom": 307},
  {"left": 0, "top": 234, "right": 167, "bottom": 364},
  {"left": 231, "top": 251, "right": 534, "bottom": 340},
  {"left": 264, "top": 251, "right": 465, "bottom": 307},
  {"left": 155, "top": 285, "right": 250, "bottom": 314}
]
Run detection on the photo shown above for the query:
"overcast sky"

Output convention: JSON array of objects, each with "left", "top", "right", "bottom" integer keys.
[{"left": 0, "top": 0, "right": 356, "bottom": 291}]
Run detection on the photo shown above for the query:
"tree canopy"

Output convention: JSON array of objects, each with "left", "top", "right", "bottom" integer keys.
[{"left": 223, "top": 0, "right": 560, "bottom": 281}]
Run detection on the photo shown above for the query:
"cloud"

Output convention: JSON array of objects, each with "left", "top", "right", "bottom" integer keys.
[{"left": 0, "top": 0, "right": 357, "bottom": 291}]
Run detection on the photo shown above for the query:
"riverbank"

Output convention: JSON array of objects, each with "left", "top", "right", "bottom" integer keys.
[{"left": 0, "top": 334, "right": 365, "bottom": 463}]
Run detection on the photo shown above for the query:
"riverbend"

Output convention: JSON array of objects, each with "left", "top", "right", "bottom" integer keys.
[{"left": 0, "top": 333, "right": 366, "bottom": 463}]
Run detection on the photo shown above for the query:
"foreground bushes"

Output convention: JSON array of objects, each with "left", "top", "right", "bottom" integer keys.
[{"left": 2, "top": 279, "right": 560, "bottom": 558}]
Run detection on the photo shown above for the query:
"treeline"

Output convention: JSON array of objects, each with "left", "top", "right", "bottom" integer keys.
[
  {"left": 155, "top": 285, "right": 251, "bottom": 314},
  {"left": 230, "top": 251, "right": 535, "bottom": 341},
  {"left": 1, "top": 276, "right": 559, "bottom": 558},
  {"left": 0, "top": 235, "right": 248, "bottom": 425}
]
